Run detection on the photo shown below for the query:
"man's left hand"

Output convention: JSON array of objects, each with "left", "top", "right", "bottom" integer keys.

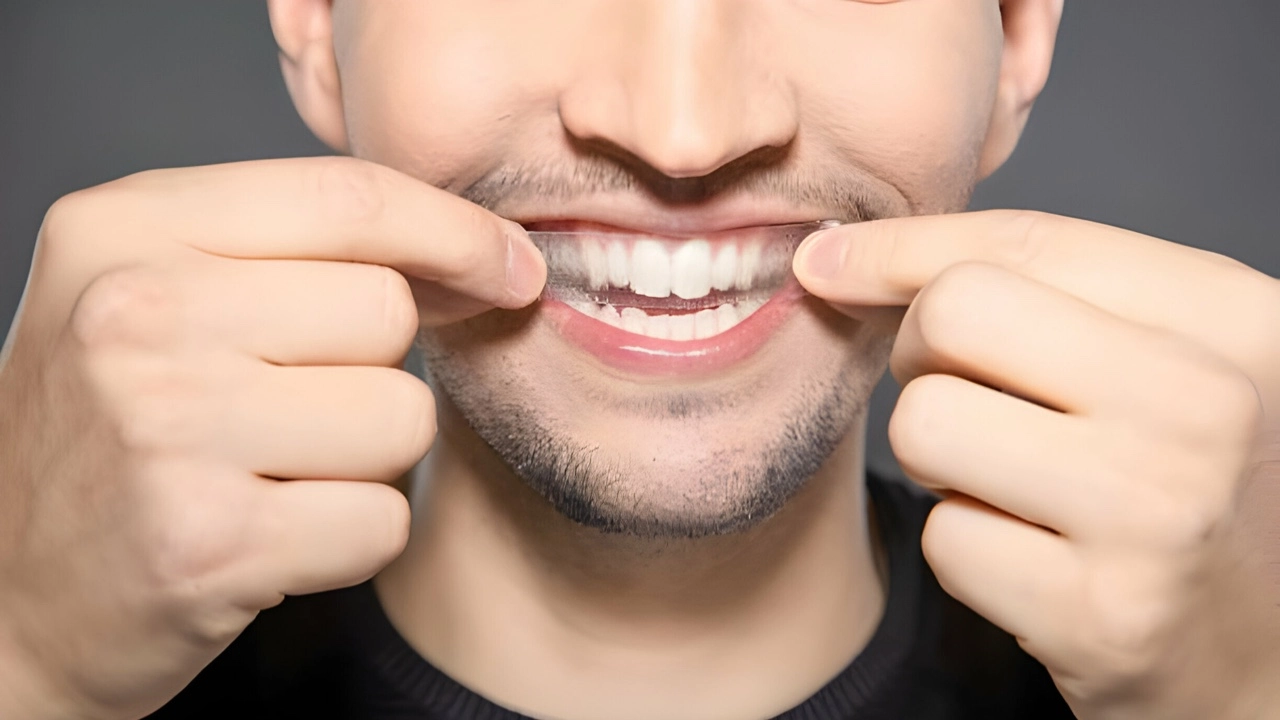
[{"left": 794, "top": 211, "right": 1280, "bottom": 720}]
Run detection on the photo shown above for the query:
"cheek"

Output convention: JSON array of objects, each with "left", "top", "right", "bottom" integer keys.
[
  {"left": 336, "top": 8, "right": 551, "bottom": 187},
  {"left": 786, "top": 3, "right": 1003, "bottom": 207}
]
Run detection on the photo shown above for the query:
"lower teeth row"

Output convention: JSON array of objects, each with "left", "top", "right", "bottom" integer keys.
[{"left": 568, "top": 300, "right": 766, "bottom": 341}]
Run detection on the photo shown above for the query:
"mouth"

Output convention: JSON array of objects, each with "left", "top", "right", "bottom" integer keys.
[{"left": 525, "top": 220, "right": 839, "bottom": 376}]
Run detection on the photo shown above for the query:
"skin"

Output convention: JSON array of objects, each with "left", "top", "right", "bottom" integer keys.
[
  {"left": 283, "top": 0, "right": 1037, "bottom": 716},
  {"left": 0, "top": 2, "right": 1275, "bottom": 720},
  {"left": 795, "top": 214, "right": 1280, "bottom": 718}
]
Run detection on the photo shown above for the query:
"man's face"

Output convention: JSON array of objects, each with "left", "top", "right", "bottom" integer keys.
[{"left": 327, "top": 0, "right": 1006, "bottom": 537}]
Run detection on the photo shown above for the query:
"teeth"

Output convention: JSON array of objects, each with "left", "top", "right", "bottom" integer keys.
[
  {"left": 568, "top": 300, "right": 597, "bottom": 316},
  {"left": 694, "top": 308, "right": 719, "bottom": 339},
  {"left": 645, "top": 314, "right": 671, "bottom": 340},
  {"left": 736, "top": 242, "right": 763, "bottom": 291},
  {"left": 711, "top": 244, "right": 738, "bottom": 291},
  {"left": 596, "top": 303, "right": 623, "bottom": 328},
  {"left": 620, "top": 306, "right": 646, "bottom": 335},
  {"left": 607, "top": 242, "right": 630, "bottom": 288},
  {"left": 564, "top": 301, "right": 767, "bottom": 341},
  {"left": 715, "top": 303, "right": 740, "bottom": 333},
  {"left": 578, "top": 237, "right": 786, "bottom": 299},
  {"left": 630, "top": 240, "right": 671, "bottom": 298},
  {"left": 581, "top": 240, "right": 609, "bottom": 290},
  {"left": 668, "top": 314, "right": 696, "bottom": 341},
  {"left": 670, "top": 240, "right": 712, "bottom": 300}
]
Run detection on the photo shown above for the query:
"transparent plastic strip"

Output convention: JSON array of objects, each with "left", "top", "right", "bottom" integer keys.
[{"left": 527, "top": 220, "right": 840, "bottom": 309}]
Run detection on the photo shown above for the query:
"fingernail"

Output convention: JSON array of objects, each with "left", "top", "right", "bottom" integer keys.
[
  {"left": 795, "top": 228, "right": 848, "bottom": 283},
  {"left": 504, "top": 222, "right": 546, "bottom": 305}
]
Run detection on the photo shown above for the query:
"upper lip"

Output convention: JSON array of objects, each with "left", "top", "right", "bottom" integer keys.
[{"left": 510, "top": 195, "right": 847, "bottom": 237}]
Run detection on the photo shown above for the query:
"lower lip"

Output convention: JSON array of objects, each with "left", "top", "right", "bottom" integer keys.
[{"left": 541, "top": 285, "right": 805, "bottom": 377}]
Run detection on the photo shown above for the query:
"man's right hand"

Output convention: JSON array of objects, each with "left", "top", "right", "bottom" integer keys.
[{"left": 0, "top": 157, "right": 546, "bottom": 720}]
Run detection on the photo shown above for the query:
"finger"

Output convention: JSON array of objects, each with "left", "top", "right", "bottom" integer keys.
[
  {"left": 922, "top": 494, "right": 1081, "bottom": 655},
  {"left": 104, "top": 157, "right": 546, "bottom": 310},
  {"left": 186, "top": 256, "right": 494, "bottom": 367},
  {"left": 177, "top": 257, "right": 415, "bottom": 366},
  {"left": 891, "top": 373, "right": 1136, "bottom": 535},
  {"left": 794, "top": 210, "right": 1278, "bottom": 381},
  {"left": 218, "top": 364, "right": 435, "bottom": 482},
  {"left": 887, "top": 262, "right": 1208, "bottom": 420},
  {"left": 246, "top": 479, "right": 411, "bottom": 599}
]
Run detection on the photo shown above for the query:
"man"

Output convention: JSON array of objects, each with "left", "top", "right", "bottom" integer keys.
[{"left": 1, "top": 1, "right": 1278, "bottom": 718}]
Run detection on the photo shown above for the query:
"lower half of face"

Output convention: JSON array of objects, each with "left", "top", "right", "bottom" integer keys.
[
  {"left": 421, "top": 290, "right": 894, "bottom": 538},
  {"left": 335, "top": 0, "right": 1002, "bottom": 537}
]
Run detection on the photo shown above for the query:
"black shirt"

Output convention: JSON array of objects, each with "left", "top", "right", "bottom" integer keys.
[{"left": 148, "top": 474, "right": 1075, "bottom": 719}]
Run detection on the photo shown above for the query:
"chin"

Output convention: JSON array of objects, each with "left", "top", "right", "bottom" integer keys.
[{"left": 419, "top": 290, "right": 893, "bottom": 539}]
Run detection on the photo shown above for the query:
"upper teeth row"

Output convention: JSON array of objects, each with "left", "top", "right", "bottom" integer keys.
[{"left": 581, "top": 239, "right": 767, "bottom": 299}]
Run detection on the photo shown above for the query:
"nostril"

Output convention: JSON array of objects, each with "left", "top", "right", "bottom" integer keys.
[{"left": 558, "top": 64, "right": 798, "bottom": 182}]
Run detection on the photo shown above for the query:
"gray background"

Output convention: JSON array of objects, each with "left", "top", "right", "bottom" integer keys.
[{"left": 2, "top": 2, "right": 1277, "bottom": 480}]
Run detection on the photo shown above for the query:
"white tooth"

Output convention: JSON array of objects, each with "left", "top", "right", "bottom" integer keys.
[
  {"left": 670, "top": 240, "right": 713, "bottom": 300},
  {"left": 711, "top": 244, "right": 738, "bottom": 291},
  {"left": 737, "top": 299, "right": 765, "bottom": 319},
  {"left": 568, "top": 300, "right": 597, "bottom": 316},
  {"left": 582, "top": 240, "right": 609, "bottom": 290},
  {"left": 693, "top": 309, "right": 719, "bottom": 339},
  {"left": 645, "top": 313, "right": 672, "bottom": 340},
  {"left": 630, "top": 240, "right": 672, "bottom": 298},
  {"left": 715, "top": 303, "right": 740, "bottom": 333},
  {"left": 620, "top": 307, "right": 646, "bottom": 334},
  {"left": 607, "top": 241, "right": 630, "bottom": 288},
  {"left": 597, "top": 304, "right": 623, "bottom": 328},
  {"left": 736, "top": 242, "right": 763, "bottom": 290},
  {"left": 669, "top": 314, "right": 696, "bottom": 341}
]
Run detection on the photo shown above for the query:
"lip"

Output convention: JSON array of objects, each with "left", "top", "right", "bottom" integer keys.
[
  {"left": 541, "top": 281, "right": 807, "bottom": 378},
  {"left": 523, "top": 214, "right": 834, "bottom": 378},
  {"left": 515, "top": 197, "right": 842, "bottom": 237}
]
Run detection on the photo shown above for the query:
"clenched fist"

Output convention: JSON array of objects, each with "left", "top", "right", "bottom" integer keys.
[
  {"left": 795, "top": 211, "right": 1280, "bottom": 719},
  {"left": 0, "top": 157, "right": 545, "bottom": 720}
]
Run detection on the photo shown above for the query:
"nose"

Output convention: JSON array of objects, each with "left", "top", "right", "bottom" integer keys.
[{"left": 559, "top": 0, "right": 799, "bottom": 180}]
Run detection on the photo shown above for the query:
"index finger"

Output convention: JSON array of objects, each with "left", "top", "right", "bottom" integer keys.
[
  {"left": 95, "top": 157, "right": 546, "bottom": 310},
  {"left": 793, "top": 210, "right": 1277, "bottom": 372}
]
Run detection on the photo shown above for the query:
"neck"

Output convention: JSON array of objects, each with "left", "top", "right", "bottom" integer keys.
[{"left": 376, "top": 401, "right": 885, "bottom": 720}]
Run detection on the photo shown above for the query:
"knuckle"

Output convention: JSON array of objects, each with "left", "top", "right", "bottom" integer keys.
[
  {"left": 76, "top": 339, "right": 208, "bottom": 454},
  {"left": 1079, "top": 571, "right": 1172, "bottom": 681},
  {"left": 312, "top": 156, "right": 389, "bottom": 230},
  {"left": 1182, "top": 357, "right": 1264, "bottom": 445},
  {"left": 113, "top": 372, "right": 201, "bottom": 452},
  {"left": 40, "top": 178, "right": 147, "bottom": 249},
  {"left": 913, "top": 263, "right": 994, "bottom": 360},
  {"left": 888, "top": 374, "right": 951, "bottom": 471},
  {"left": 39, "top": 190, "right": 99, "bottom": 246},
  {"left": 989, "top": 209, "right": 1055, "bottom": 269},
  {"left": 918, "top": 500, "right": 960, "bottom": 567},
  {"left": 178, "top": 602, "right": 256, "bottom": 648},
  {"left": 37, "top": 187, "right": 124, "bottom": 267},
  {"left": 1191, "top": 245, "right": 1254, "bottom": 272},
  {"left": 373, "top": 486, "right": 413, "bottom": 565},
  {"left": 375, "top": 265, "right": 420, "bottom": 349},
  {"left": 432, "top": 226, "right": 486, "bottom": 281},
  {"left": 1252, "top": 277, "right": 1280, "bottom": 362},
  {"left": 139, "top": 473, "right": 249, "bottom": 623},
  {"left": 1134, "top": 482, "right": 1228, "bottom": 551},
  {"left": 1214, "top": 369, "right": 1265, "bottom": 442},
  {"left": 70, "top": 267, "right": 181, "bottom": 349},
  {"left": 386, "top": 370, "right": 437, "bottom": 464},
  {"left": 854, "top": 215, "right": 915, "bottom": 281}
]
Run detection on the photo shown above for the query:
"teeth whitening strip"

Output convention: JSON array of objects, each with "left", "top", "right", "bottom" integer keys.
[{"left": 527, "top": 220, "right": 839, "bottom": 342}]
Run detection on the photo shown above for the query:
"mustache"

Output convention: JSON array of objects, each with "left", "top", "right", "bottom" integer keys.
[{"left": 456, "top": 144, "right": 902, "bottom": 224}]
